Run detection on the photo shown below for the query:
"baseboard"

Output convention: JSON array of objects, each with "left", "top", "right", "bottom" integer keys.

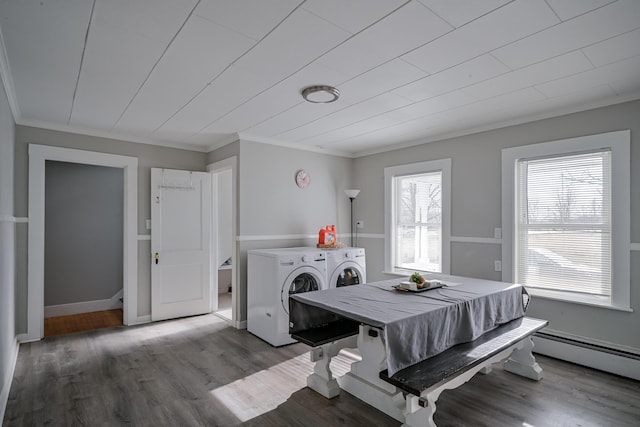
[
  {"left": 44, "top": 289, "right": 123, "bottom": 318},
  {"left": 533, "top": 334, "right": 640, "bottom": 380},
  {"left": 236, "top": 320, "right": 247, "bottom": 330},
  {"left": 1, "top": 336, "right": 19, "bottom": 424},
  {"left": 126, "top": 315, "right": 151, "bottom": 326}
]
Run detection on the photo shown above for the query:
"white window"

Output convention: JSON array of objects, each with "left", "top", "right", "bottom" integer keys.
[
  {"left": 385, "top": 159, "right": 451, "bottom": 275},
  {"left": 502, "top": 131, "right": 630, "bottom": 310}
]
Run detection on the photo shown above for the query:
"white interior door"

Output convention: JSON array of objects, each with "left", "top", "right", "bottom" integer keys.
[{"left": 151, "top": 168, "right": 213, "bottom": 321}]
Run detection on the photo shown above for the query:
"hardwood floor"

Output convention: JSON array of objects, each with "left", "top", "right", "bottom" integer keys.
[
  {"left": 4, "top": 314, "right": 639, "bottom": 426},
  {"left": 44, "top": 309, "right": 123, "bottom": 337}
]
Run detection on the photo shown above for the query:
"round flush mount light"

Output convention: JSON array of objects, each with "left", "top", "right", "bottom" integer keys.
[{"left": 301, "top": 85, "right": 340, "bottom": 103}]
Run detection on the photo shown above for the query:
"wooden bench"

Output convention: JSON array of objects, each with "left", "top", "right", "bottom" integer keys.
[{"left": 379, "top": 317, "right": 548, "bottom": 427}]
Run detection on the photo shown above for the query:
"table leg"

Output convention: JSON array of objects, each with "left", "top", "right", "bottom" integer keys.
[{"left": 338, "top": 325, "right": 406, "bottom": 422}]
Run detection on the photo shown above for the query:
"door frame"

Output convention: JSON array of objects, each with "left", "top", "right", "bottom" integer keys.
[
  {"left": 207, "top": 157, "right": 238, "bottom": 327},
  {"left": 27, "top": 144, "right": 138, "bottom": 340}
]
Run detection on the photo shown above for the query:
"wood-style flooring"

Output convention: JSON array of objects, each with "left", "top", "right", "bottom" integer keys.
[
  {"left": 4, "top": 314, "right": 639, "bottom": 426},
  {"left": 44, "top": 309, "right": 123, "bottom": 337}
]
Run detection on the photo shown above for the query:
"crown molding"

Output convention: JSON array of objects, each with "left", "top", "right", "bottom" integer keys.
[
  {"left": 236, "top": 132, "right": 355, "bottom": 158},
  {"left": 17, "top": 119, "right": 211, "bottom": 153}
]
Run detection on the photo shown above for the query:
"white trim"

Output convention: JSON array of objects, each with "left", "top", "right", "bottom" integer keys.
[
  {"left": 207, "top": 157, "right": 238, "bottom": 328},
  {"left": 237, "top": 233, "right": 317, "bottom": 241},
  {"left": 237, "top": 233, "right": 386, "bottom": 242},
  {"left": 384, "top": 158, "right": 452, "bottom": 274},
  {"left": 630, "top": 243, "right": 640, "bottom": 251},
  {"left": 501, "top": 130, "right": 630, "bottom": 309},
  {"left": 137, "top": 234, "right": 151, "bottom": 241},
  {"left": 236, "top": 133, "right": 353, "bottom": 158},
  {"left": 44, "top": 289, "right": 123, "bottom": 318},
  {"left": 450, "top": 236, "right": 502, "bottom": 245},
  {"left": 0, "top": 215, "right": 27, "bottom": 223},
  {"left": 355, "top": 233, "right": 385, "bottom": 239},
  {"left": 27, "top": 144, "right": 138, "bottom": 341},
  {"left": 539, "top": 328, "right": 640, "bottom": 356},
  {"left": 128, "top": 315, "right": 152, "bottom": 326},
  {"left": 0, "top": 337, "right": 19, "bottom": 424},
  {"left": 18, "top": 118, "right": 208, "bottom": 153},
  {"left": 533, "top": 335, "right": 640, "bottom": 381},
  {"left": 528, "top": 288, "right": 633, "bottom": 312}
]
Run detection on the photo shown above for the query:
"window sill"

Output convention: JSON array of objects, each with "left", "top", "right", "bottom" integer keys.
[
  {"left": 383, "top": 268, "right": 438, "bottom": 278},
  {"left": 527, "top": 288, "right": 633, "bottom": 312}
]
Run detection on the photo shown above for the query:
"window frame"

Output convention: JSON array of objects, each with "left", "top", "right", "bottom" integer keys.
[
  {"left": 501, "top": 130, "right": 630, "bottom": 310},
  {"left": 384, "top": 159, "right": 451, "bottom": 275}
]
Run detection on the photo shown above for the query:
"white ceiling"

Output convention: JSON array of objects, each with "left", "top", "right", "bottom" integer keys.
[{"left": 1, "top": 0, "right": 639, "bottom": 157}]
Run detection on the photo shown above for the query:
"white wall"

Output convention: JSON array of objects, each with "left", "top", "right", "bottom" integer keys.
[
  {"left": 0, "top": 72, "right": 17, "bottom": 421},
  {"left": 353, "top": 99, "right": 640, "bottom": 353}
]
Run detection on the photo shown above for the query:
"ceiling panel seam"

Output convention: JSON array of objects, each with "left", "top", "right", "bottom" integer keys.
[
  {"left": 68, "top": 0, "right": 96, "bottom": 126},
  {"left": 110, "top": 0, "right": 203, "bottom": 132}
]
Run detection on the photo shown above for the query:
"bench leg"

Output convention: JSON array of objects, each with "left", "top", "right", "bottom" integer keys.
[
  {"left": 402, "top": 343, "right": 524, "bottom": 427},
  {"left": 503, "top": 336, "right": 543, "bottom": 380},
  {"left": 306, "top": 335, "right": 358, "bottom": 399},
  {"left": 403, "top": 395, "right": 437, "bottom": 427}
]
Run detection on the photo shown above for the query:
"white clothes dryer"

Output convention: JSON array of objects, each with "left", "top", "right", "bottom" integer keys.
[
  {"left": 247, "top": 248, "right": 327, "bottom": 346},
  {"left": 326, "top": 247, "right": 366, "bottom": 288}
]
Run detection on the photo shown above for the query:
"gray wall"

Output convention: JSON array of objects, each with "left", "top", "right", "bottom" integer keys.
[
  {"left": 353, "top": 99, "right": 640, "bottom": 352},
  {"left": 44, "top": 161, "right": 123, "bottom": 306},
  {"left": 232, "top": 140, "right": 354, "bottom": 321},
  {"left": 0, "top": 76, "right": 16, "bottom": 416},
  {"left": 14, "top": 126, "right": 208, "bottom": 331}
]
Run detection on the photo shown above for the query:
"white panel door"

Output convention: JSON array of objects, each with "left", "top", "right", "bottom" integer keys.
[{"left": 151, "top": 168, "right": 212, "bottom": 321}]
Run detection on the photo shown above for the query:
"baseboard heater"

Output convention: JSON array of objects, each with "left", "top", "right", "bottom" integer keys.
[{"left": 534, "top": 331, "right": 640, "bottom": 361}]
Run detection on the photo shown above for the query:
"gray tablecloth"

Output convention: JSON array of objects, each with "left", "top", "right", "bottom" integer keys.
[{"left": 290, "top": 274, "right": 528, "bottom": 376}]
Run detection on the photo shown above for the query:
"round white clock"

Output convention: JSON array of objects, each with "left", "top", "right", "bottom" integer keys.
[{"left": 295, "top": 169, "right": 310, "bottom": 189}]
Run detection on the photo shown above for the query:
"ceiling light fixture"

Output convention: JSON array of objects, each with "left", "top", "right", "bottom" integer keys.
[{"left": 301, "top": 85, "right": 340, "bottom": 103}]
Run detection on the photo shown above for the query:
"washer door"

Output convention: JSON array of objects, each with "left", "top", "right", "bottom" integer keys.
[
  {"left": 281, "top": 268, "right": 323, "bottom": 314},
  {"left": 331, "top": 262, "right": 364, "bottom": 288}
]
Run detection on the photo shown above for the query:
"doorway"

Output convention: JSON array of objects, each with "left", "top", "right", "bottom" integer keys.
[
  {"left": 27, "top": 145, "right": 138, "bottom": 341},
  {"left": 43, "top": 161, "right": 124, "bottom": 336},
  {"left": 207, "top": 157, "right": 236, "bottom": 325}
]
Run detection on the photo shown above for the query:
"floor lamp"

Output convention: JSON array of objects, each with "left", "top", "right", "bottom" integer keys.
[{"left": 344, "top": 189, "right": 360, "bottom": 247}]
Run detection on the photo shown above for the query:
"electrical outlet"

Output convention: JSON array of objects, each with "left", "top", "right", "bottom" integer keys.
[
  {"left": 146, "top": 219, "right": 151, "bottom": 230},
  {"left": 494, "top": 260, "right": 502, "bottom": 272},
  {"left": 356, "top": 220, "right": 364, "bottom": 229}
]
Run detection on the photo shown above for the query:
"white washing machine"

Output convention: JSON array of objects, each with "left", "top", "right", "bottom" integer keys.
[
  {"left": 326, "top": 247, "right": 366, "bottom": 288},
  {"left": 247, "top": 248, "right": 327, "bottom": 346}
]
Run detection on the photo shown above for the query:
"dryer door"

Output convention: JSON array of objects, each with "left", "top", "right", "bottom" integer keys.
[
  {"left": 331, "top": 262, "right": 364, "bottom": 288},
  {"left": 281, "top": 268, "right": 323, "bottom": 314}
]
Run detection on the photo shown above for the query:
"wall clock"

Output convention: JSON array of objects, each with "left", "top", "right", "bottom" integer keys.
[{"left": 295, "top": 169, "right": 311, "bottom": 189}]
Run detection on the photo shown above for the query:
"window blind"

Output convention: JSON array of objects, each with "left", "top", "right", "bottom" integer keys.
[{"left": 516, "top": 150, "right": 611, "bottom": 297}]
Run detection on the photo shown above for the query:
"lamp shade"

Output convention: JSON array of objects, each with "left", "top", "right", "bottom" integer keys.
[{"left": 344, "top": 189, "right": 360, "bottom": 199}]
